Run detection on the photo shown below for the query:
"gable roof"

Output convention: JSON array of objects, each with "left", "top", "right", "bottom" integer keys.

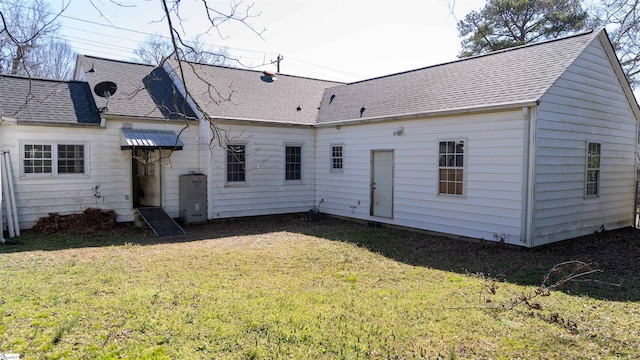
[
  {"left": 165, "top": 60, "right": 343, "bottom": 125},
  {"left": 316, "top": 29, "right": 609, "bottom": 124},
  {"left": 70, "top": 29, "right": 637, "bottom": 127},
  {"left": 0, "top": 75, "right": 101, "bottom": 126}
]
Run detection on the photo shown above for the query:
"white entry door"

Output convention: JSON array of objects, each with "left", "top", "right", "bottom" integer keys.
[{"left": 371, "top": 150, "right": 394, "bottom": 218}]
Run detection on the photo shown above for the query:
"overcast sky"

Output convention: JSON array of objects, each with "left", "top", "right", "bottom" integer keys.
[{"left": 51, "top": 0, "right": 487, "bottom": 82}]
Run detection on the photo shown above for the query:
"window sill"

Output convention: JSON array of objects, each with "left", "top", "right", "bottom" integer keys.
[
  {"left": 437, "top": 193, "right": 467, "bottom": 199},
  {"left": 284, "top": 180, "right": 305, "bottom": 186},
  {"left": 224, "top": 182, "right": 249, "bottom": 188},
  {"left": 21, "top": 173, "right": 89, "bottom": 179}
]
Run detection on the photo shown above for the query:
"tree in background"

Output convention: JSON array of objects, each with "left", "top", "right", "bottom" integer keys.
[
  {"left": 133, "top": 33, "right": 231, "bottom": 66},
  {"left": 590, "top": 0, "right": 640, "bottom": 87},
  {"left": 0, "top": 0, "right": 75, "bottom": 79},
  {"left": 457, "top": 0, "right": 589, "bottom": 57}
]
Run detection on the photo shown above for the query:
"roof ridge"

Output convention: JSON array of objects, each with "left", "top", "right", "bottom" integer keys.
[
  {"left": 170, "top": 59, "right": 345, "bottom": 84},
  {"left": 0, "top": 73, "right": 82, "bottom": 84},
  {"left": 347, "top": 29, "right": 599, "bottom": 86},
  {"left": 79, "top": 54, "right": 156, "bottom": 68}
]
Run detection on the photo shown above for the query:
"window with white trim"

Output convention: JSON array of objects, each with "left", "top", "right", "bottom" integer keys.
[
  {"left": 22, "top": 143, "right": 86, "bottom": 176},
  {"left": 331, "top": 144, "right": 343, "bottom": 172},
  {"left": 285, "top": 145, "right": 302, "bottom": 181},
  {"left": 226, "top": 144, "right": 246, "bottom": 182},
  {"left": 586, "top": 142, "right": 601, "bottom": 197},
  {"left": 438, "top": 140, "right": 464, "bottom": 196}
]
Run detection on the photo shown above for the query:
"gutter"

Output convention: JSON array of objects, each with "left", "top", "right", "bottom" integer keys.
[
  {"left": 15, "top": 120, "right": 105, "bottom": 128},
  {"left": 210, "top": 117, "right": 315, "bottom": 128},
  {"left": 100, "top": 113, "right": 197, "bottom": 123},
  {"left": 315, "top": 101, "right": 540, "bottom": 127}
]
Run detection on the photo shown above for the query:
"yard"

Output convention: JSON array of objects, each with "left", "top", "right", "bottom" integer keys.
[{"left": 1, "top": 215, "right": 639, "bottom": 359}]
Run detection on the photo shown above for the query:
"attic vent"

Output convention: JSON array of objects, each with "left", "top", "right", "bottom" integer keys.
[
  {"left": 261, "top": 70, "right": 277, "bottom": 83},
  {"left": 360, "top": 106, "right": 366, "bottom": 117},
  {"left": 296, "top": 105, "right": 302, "bottom": 111},
  {"left": 329, "top": 94, "right": 336, "bottom": 104}
]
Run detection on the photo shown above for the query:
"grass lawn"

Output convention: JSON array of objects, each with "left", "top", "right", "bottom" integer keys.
[{"left": 1, "top": 215, "right": 639, "bottom": 359}]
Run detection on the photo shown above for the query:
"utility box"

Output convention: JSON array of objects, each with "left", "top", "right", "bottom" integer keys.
[{"left": 179, "top": 174, "right": 207, "bottom": 224}]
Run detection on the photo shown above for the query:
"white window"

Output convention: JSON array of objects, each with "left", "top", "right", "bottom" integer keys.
[
  {"left": 330, "top": 144, "right": 344, "bottom": 172},
  {"left": 586, "top": 141, "right": 601, "bottom": 197},
  {"left": 22, "top": 142, "right": 87, "bottom": 176},
  {"left": 226, "top": 144, "right": 246, "bottom": 183},
  {"left": 285, "top": 145, "right": 302, "bottom": 181},
  {"left": 438, "top": 139, "right": 465, "bottom": 196}
]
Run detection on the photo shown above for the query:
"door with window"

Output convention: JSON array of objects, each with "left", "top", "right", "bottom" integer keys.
[{"left": 371, "top": 150, "right": 394, "bottom": 218}]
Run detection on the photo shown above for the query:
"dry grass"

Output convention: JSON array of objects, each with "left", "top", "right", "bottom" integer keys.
[{"left": 1, "top": 215, "right": 639, "bottom": 359}]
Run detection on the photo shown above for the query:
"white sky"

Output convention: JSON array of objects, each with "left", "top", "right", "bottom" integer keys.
[{"left": 50, "top": 0, "right": 487, "bottom": 83}]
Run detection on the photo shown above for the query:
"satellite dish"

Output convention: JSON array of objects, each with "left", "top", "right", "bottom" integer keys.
[
  {"left": 94, "top": 81, "right": 117, "bottom": 97},
  {"left": 93, "top": 81, "right": 117, "bottom": 113}
]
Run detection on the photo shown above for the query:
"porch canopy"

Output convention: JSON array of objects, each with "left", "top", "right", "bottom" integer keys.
[{"left": 120, "top": 128, "right": 184, "bottom": 150}]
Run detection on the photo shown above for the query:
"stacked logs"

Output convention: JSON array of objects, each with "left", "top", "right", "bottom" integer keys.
[{"left": 33, "top": 208, "right": 117, "bottom": 234}]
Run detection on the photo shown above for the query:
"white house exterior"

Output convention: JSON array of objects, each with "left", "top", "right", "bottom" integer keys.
[
  {"left": 312, "top": 29, "right": 639, "bottom": 247},
  {"left": 1, "top": 28, "right": 637, "bottom": 247}
]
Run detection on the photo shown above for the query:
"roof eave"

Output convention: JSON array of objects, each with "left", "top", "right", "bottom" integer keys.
[
  {"left": 211, "top": 116, "right": 315, "bottom": 127},
  {"left": 315, "top": 101, "right": 540, "bottom": 127},
  {"left": 16, "top": 120, "right": 105, "bottom": 128},
  {"left": 101, "top": 113, "right": 198, "bottom": 122}
]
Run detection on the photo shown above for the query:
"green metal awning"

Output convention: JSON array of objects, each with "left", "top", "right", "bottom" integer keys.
[{"left": 120, "top": 129, "right": 184, "bottom": 150}]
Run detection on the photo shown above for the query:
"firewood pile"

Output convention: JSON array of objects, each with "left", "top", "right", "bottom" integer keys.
[{"left": 33, "top": 208, "right": 117, "bottom": 234}]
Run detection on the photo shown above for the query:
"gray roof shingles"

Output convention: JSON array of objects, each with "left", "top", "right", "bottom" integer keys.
[
  {"left": 167, "top": 60, "right": 344, "bottom": 125},
  {"left": 11, "top": 30, "right": 603, "bottom": 127},
  {"left": 0, "top": 75, "right": 101, "bottom": 125},
  {"left": 77, "top": 55, "right": 169, "bottom": 119},
  {"left": 316, "top": 30, "right": 600, "bottom": 123}
]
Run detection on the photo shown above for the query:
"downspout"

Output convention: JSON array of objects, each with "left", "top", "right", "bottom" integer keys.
[
  {"left": 635, "top": 118, "right": 639, "bottom": 228},
  {"left": 313, "top": 127, "right": 318, "bottom": 207},
  {"left": 0, "top": 150, "right": 4, "bottom": 244},
  {"left": 2, "top": 152, "right": 15, "bottom": 238},
  {"left": 3, "top": 150, "right": 19, "bottom": 236},
  {"left": 521, "top": 106, "right": 537, "bottom": 247}
]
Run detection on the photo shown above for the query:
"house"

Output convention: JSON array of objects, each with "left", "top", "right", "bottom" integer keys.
[
  {"left": 0, "top": 66, "right": 201, "bottom": 228},
  {"left": 1, "top": 28, "right": 638, "bottom": 247}
]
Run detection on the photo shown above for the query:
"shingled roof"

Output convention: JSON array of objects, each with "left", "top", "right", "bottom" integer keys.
[
  {"left": 76, "top": 55, "right": 171, "bottom": 119},
  {"left": 316, "top": 29, "right": 603, "bottom": 124},
  {"left": 70, "top": 29, "right": 633, "bottom": 127},
  {"left": 0, "top": 75, "right": 101, "bottom": 126},
  {"left": 166, "top": 59, "right": 343, "bottom": 125}
]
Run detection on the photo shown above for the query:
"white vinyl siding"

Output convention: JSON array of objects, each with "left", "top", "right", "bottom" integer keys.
[
  {"left": 2, "top": 119, "right": 200, "bottom": 229},
  {"left": 207, "top": 124, "right": 315, "bottom": 219},
  {"left": 533, "top": 38, "right": 637, "bottom": 246},
  {"left": 315, "top": 110, "right": 526, "bottom": 244}
]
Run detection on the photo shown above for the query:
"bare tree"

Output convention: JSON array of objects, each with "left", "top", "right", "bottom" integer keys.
[
  {"left": 30, "top": 39, "right": 75, "bottom": 80},
  {"left": 133, "top": 34, "right": 175, "bottom": 66},
  {"left": 0, "top": 0, "right": 74, "bottom": 79},
  {"left": 2, "top": 0, "right": 264, "bottom": 148},
  {"left": 591, "top": 0, "right": 640, "bottom": 87},
  {"left": 133, "top": 33, "right": 232, "bottom": 66}
]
